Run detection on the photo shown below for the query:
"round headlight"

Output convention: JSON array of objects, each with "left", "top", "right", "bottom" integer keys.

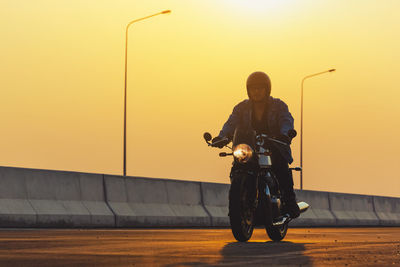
[{"left": 233, "top": 144, "right": 254, "bottom": 163}]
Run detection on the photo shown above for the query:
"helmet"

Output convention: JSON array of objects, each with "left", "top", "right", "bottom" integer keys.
[{"left": 246, "top": 71, "right": 271, "bottom": 98}]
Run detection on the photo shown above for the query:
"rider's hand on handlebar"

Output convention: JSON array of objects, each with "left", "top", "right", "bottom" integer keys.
[
  {"left": 211, "top": 136, "right": 229, "bottom": 148},
  {"left": 277, "top": 134, "right": 291, "bottom": 145}
]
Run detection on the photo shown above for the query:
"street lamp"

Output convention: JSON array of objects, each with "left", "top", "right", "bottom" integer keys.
[
  {"left": 300, "top": 68, "right": 335, "bottom": 189},
  {"left": 123, "top": 10, "right": 171, "bottom": 176}
]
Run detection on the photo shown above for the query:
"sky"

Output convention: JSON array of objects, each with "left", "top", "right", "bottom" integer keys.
[{"left": 0, "top": 0, "right": 399, "bottom": 197}]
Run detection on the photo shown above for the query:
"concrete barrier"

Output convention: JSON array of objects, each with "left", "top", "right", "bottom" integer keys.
[
  {"left": 328, "top": 192, "right": 379, "bottom": 226},
  {"left": 0, "top": 167, "right": 37, "bottom": 227},
  {"left": 373, "top": 196, "right": 400, "bottom": 226},
  {"left": 79, "top": 174, "right": 115, "bottom": 227},
  {"left": 0, "top": 166, "right": 114, "bottom": 227},
  {"left": 200, "top": 182, "right": 230, "bottom": 226},
  {"left": 291, "top": 190, "right": 336, "bottom": 227},
  {"left": 1, "top": 165, "right": 399, "bottom": 228},
  {"left": 104, "top": 175, "right": 211, "bottom": 227}
]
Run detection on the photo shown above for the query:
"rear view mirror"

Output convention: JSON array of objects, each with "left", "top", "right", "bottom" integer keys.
[{"left": 203, "top": 132, "right": 212, "bottom": 142}]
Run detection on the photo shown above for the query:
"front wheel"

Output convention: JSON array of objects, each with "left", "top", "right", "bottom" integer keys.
[
  {"left": 266, "top": 224, "right": 288, "bottom": 241},
  {"left": 229, "top": 173, "right": 257, "bottom": 242}
]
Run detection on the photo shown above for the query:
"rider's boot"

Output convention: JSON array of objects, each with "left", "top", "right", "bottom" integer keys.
[{"left": 282, "top": 187, "right": 300, "bottom": 219}]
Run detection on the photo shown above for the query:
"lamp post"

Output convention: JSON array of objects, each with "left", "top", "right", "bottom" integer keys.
[
  {"left": 123, "top": 10, "right": 171, "bottom": 177},
  {"left": 300, "top": 68, "right": 335, "bottom": 189}
]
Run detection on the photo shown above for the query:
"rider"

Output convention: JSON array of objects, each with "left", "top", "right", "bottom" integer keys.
[{"left": 211, "top": 71, "right": 300, "bottom": 218}]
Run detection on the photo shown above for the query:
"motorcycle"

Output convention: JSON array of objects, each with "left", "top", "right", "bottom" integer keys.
[{"left": 203, "top": 127, "right": 309, "bottom": 242}]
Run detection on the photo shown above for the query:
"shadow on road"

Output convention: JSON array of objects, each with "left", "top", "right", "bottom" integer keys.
[
  {"left": 165, "top": 240, "right": 312, "bottom": 267},
  {"left": 218, "top": 241, "right": 312, "bottom": 266}
]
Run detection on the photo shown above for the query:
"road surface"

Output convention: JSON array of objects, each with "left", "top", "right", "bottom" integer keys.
[{"left": 0, "top": 227, "right": 399, "bottom": 266}]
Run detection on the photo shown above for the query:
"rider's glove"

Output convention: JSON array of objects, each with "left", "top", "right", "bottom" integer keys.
[{"left": 211, "top": 136, "right": 229, "bottom": 148}]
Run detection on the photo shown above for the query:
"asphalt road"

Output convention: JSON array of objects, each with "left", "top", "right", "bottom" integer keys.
[{"left": 0, "top": 227, "right": 399, "bottom": 266}]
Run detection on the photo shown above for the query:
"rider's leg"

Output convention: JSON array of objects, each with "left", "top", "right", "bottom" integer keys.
[{"left": 270, "top": 147, "right": 300, "bottom": 218}]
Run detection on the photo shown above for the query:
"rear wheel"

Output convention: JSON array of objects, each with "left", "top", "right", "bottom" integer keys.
[
  {"left": 266, "top": 223, "right": 288, "bottom": 242},
  {"left": 229, "top": 173, "right": 256, "bottom": 242}
]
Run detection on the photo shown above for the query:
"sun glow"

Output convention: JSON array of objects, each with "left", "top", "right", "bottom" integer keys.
[{"left": 227, "top": 0, "right": 293, "bottom": 14}]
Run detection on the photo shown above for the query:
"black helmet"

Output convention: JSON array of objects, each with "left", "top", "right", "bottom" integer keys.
[{"left": 246, "top": 71, "right": 271, "bottom": 98}]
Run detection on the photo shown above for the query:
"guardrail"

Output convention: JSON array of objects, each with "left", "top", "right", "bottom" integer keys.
[{"left": 0, "top": 166, "right": 398, "bottom": 227}]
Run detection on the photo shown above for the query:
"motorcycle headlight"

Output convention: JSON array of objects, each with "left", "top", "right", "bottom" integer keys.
[{"left": 233, "top": 144, "right": 254, "bottom": 163}]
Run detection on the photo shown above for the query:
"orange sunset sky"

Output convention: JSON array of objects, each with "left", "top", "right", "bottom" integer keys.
[{"left": 0, "top": 0, "right": 399, "bottom": 197}]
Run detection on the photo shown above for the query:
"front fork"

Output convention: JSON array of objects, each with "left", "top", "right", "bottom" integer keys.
[
  {"left": 258, "top": 169, "right": 283, "bottom": 224},
  {"left": 230, "top": 168, "right": 259, "bottom": 214}
]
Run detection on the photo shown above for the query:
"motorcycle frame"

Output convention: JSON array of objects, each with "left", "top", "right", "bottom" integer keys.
[{"left": 230, "top": 135, "right": 283, "bottom": 227}]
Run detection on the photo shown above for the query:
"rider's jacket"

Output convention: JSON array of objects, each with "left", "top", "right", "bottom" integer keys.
[{"left": 218, "top": 96, "right": 295, "bottom": 164}]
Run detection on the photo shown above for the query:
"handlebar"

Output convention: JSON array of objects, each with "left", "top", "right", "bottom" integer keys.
[
  {"left": 203, "top": 131, "right": 291, "bottom": 150},
  {"left": 203, "top": 133, "right": 232, "bottom": 150},
  {"left": 257, "top": 134, "right": 290, "bottom": 146},
  {"left": 209, "top": 137, "right": 229, "bottom": 146}
]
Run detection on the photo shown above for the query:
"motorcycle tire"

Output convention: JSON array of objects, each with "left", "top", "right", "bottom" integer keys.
[
  {"left": 229, "top": 173, "right": 256, "bottom": 242},
  {"left": 265, "top": 223, "right": 288, "bottom": 242}
]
